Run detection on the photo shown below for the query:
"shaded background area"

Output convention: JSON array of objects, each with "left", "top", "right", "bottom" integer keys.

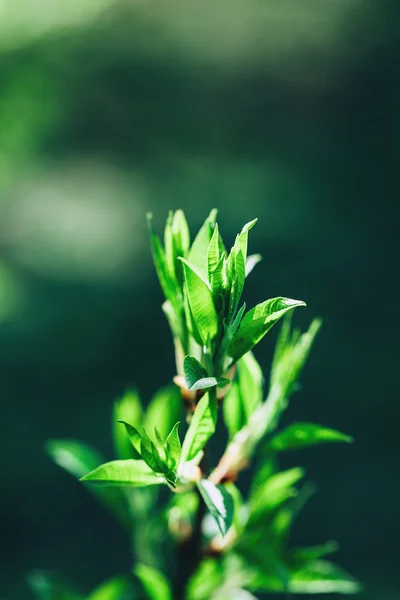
[{"left": 0, "top": 0, "right": 399, "bottom": 598}]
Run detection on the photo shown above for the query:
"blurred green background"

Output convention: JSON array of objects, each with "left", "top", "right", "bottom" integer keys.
[{"left": 0, "top": 0, "right": 398, "bottom": 598}]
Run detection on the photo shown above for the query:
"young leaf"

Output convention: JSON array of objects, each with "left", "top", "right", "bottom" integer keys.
[
  {"left": 117, "top": 421, "right": 142, "bottom": 455},
  {"left": 140, "top": 428, "right": 168, "bottom": 474},
  {"left": 290, "top": 541, "right": 339, "bottom": 563},
  {"left": 268, "top": 423, "right": 353, "bottom": 452},
  {"left": 134, "top": 564, "right": 172, "bottom": 600},
  {"left": 147, "top": 213, "right": 180, "bottom": 311},
  {"left": 165, "top": 422, "right": 182, "bottom": 470},
  {"left": 288, "top": 560, "right": 361, "bottom": 594},
  {"left": 197, "top": 479, "right": 234, "bottom": 537},
  {"left": 188, "top": 209, "right": 218, "bottom": 279},
  {"left": 229, "top": 297, "right": 306, "bottom": 360},
  {"left": 207, "top": 223, "right": 222, "bottom": 281},
  {"left": 245, "top": 254, "right": 262, "bottom": 277},
  {"left": 45, "top": 440, "right": 104, "bottom": 480},
  {"left": 144, "top": 384, "right": 184, "bottom": 440},
  {"left": 189, "top": 377, "right": 230, "bottom": 392},
  {"left": 112, "top": 389, "right": 142, "bottom": 459},
  {"left": 180, "top": 258, "right": 218, "bottom": 344},
  {"left": 87, "top": 576, "right": 132, "bottom": 600},
  {"left": 80, "top": 459, "right": 163, "bottom": 487},
  {"left": 248, "top": 467, "right": 305, "bottom": 521},
  {"left": 237, "top": 351, "right": 263, "bottom": 420},
  {"left": 223, "top": 381, "right": 245, "bottom": 439},
  {"left": 184, "top": 355, "right": 208, "bottom": 385},
  {"left": 181, "top": 393, "right": 216, "bottom": 463}
]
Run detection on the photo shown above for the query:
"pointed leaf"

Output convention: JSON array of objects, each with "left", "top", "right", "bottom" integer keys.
[
  {"left": 288, "top": 560, "right": 361, "bottom": 594},
  {"left": 87, "top": 576, "right": 132, "bottom": 600},
  {"left": 229, "top": 297, "right": 306, "bottom": 360},
  {"left": 207, "top": 223, "right": 221, "bottom": 281},
  {"left": 197, "top": 479, "right": 234, "bottom": 537},
  {"left": 181, "top": 393, "right": 216, "bottom": 463},
  {"left": 188, "top": 209, "right": 218, "bottom": 278},
  {"left": 80, "top": 459, "right": 163, "bottom": 487},
  {"left": 245, "top": 254, "right": 262, "bottom": 277},
  {"left": 249, "top": 467, "right": 305, "bottom": 521},
  {"left": 112, "top": 389, "right": 142, "bottom": 459},
  {"left": 291, "top": 541, "right": 339, "bottom": 563},
  {"left": 140, "top": 428, "right": 167, "bottom": 474},
  {"left": 181, "top": 258, "right": 218, "bottom": 344},
  {"left": 118, "top": 421, "right": 142, "bottom": 455},
  {"left": 268, "top": 423, "right": 353, "bottom": 452},
  {"left": 147, "top": 213, "right": 180, "bottom": 310},
  {"left": 134, "top": 564, "right": 172, "bottom": 600},
  {"left": 184, "top": 355, "right": 208, "bottom": 387},
  {"left": 45, "top": 439, "right": 103, "bottom": 480},
  {"left": 237, "top": 351, "right": 263, "bottom": 420},
  {"left": 165, "top": 422, "right": 182, "bottom": 469},
  {"left": 223, "top": 381, "right": 245, "bottom": 439},
  {"left": 189, "top": 377, "right": 230, "bottom": 391},
  {"left": 144, "top": 384, "right": 183, "bottom": 440}
]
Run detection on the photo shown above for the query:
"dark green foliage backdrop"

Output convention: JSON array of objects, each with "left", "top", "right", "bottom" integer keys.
[{"left": 0, "top": 1, "right": 398, "bottom": 598}]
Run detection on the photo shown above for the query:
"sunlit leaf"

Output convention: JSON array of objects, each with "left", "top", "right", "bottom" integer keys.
[
  {"left": 229, "top": 297, "right": 306, "bottom": 360},
  {"left": 288, "top": 560, "right": 361, "bottom": 594},
  {"left": 147, "top": 213, "right": 180, "bottom": 311},
  {"left": 245, "top": 254, "right": 262, "bottom": 277},
  {"left": 144, "top": 384, "right": 184, "bottom": 440},
  {"left": 112, "top": 389, "right": 143, "bottom": 459},
  {"left": 46, "top": 439, "right": 103, "bottom": 479},
  {"left": 165, "top": 422, "right": 182, "bottom": 470},
  {"left": 180, "top": 258, "right": 219, "bottom": 344},
  {"left": 140, "top": 428, "right": 168, "bottom": 474},
  {"left": 188, "top": 209, "right": 218, "bottom": 279},
  {"left": 134, "top": 564, "right": 172, "bottom": 600},
  {"left": 197, "top": 479, "right": 234, "bottom": 537},
  {"left": 181, "top": 394, "right": 216, "bottom": 463},
  {"left": 248, "top": 467, "right": 305, "bottom": 521},
  {"left": 237, "top": 351, "right": 263, "bottom": 420},
  {"left": 223, "top": 381, "right": 245, "bottom": 439},
  {"left": 268, "top": 422, "right": 353, "bottom": 452},
  {"left": 118, "top": 421, "right": 142, "bottom": 455},
  {"left": 87, "top": 576, "right": 132, "bottom": 600},
  {"left": 80, "top": 459, "right": 163, "bottom": 487}
]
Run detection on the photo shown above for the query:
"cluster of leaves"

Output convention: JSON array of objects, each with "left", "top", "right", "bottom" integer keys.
[{"left": 33, "top": 211, "right": 359, "bottom": 600}]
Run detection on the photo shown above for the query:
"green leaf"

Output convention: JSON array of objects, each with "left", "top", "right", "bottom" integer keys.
[
  {"left": 165, "top": 210, "right": 191, "bottom": 285},
  {"left": 229, "top": 297, "right": 306, "bottom": 360},
  {"left": 290, "top": 541, "right": 339, "bottom": 563},
  {"left": 288, "top": 560, "right": 361, "bottom": 594},
  {"left": 237, "top": 351, "right": 263, "bottom": 420},
  {"left": 188, "top": 209, "right": 218, "bottom": 279},
  {"left": 180, "top": 393, "right": 216, "bottom": 463},
  {"left": 140, "top": 428, "right": 168, "bottom": 474},
  {"left": 87, "top": 576, "right": 132, "bottom": 600},
  {"left": 245, "top": 254, "right": 262, "bottom": 277},
  {"left": 184, "top": 356, "right": 229, "bottom": 390},
  {"left": 147, "top": 213, "right": 180, "bottom": 310},
  {"left": 144, "top": 384, "right": 184, "bottom": 440},
  {"left": 112, "top": 389, "right": 142, "bottom": 459},
  {"left": 184, "top": 355, "right": 208, "bottom": 384},
  {"left": 268, "top": 423, "right": 353, "bottom": 452},
  {"left": 180, "top": 258, "right": 219, "bottom": 344},
  {"left": 223, "top": 381, "right": 245, "bottom": 439},
  {"left": 117, "top": 421, "right": 142, "bottom": 455},
  {"left": 248, "top": 467, "right": 305, "bottom": 521},
  {"left": 80, "top": 459, "right": 163, "bottom": 487},
  {"left": 45, "top": 439, "right": 104, "bottom": 480},
  {"left": 165, "top": 422, "right": 182, "bottom": 470},
  {"left": 207, "top": 223, "right": 222, "bottom": 281},
  {"left": 197, "top": 479, "right": 234, "bottom": 537},
  {"left": 186, "top": 559, "right": 224, "bottom": 600},
  {"left": 134, "top": 564, "right": 172, "bottom": 600}
]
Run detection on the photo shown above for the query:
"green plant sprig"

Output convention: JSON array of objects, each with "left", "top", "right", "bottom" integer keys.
[{"left": 40, "top": 211, "right": 360, "bottom": 600}]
